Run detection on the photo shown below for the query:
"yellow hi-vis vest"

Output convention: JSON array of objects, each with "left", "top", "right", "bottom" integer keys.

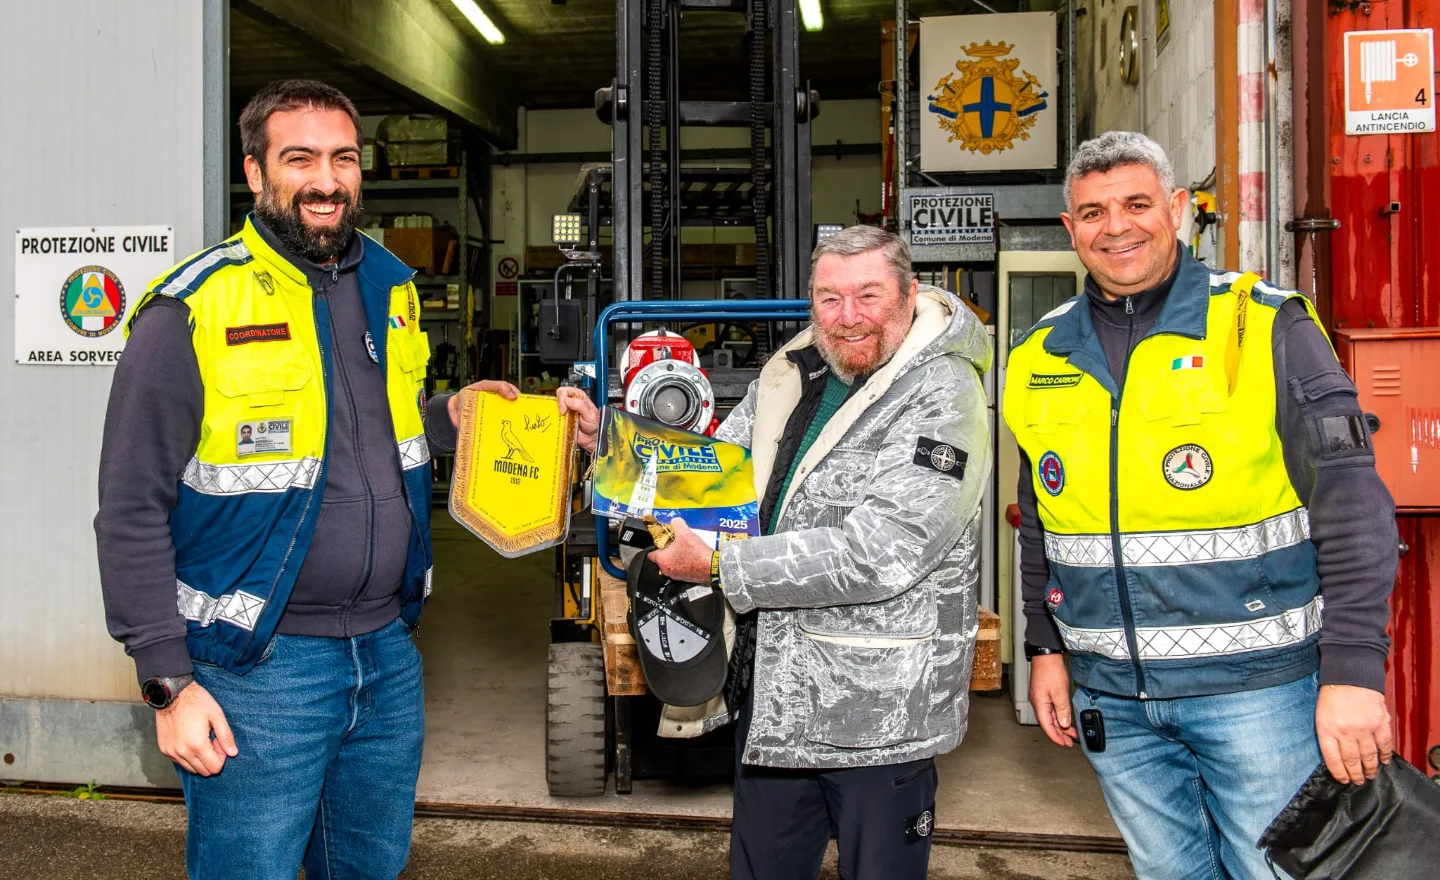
[
  {"left": 1004, "top": 252, "right": 1324, "bottom": 699},
  {"left": 126, "top": 216, "right": 433, "bottom": 673}
]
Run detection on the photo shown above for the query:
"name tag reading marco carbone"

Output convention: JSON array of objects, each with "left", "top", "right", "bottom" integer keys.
[{"left": 450, "top": 390, "right": 576, "bottom": 557}]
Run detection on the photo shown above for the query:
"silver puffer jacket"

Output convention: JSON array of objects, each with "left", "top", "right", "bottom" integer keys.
[{"left": 714, "top": 286, "right": 993, "bottom": 769}]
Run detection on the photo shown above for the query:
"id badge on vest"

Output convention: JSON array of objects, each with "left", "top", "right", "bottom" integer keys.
[{"left": 236, "top": 418, "right": 293, "bottom": 457}]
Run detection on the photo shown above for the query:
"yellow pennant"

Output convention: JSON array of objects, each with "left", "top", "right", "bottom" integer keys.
[{"left": 450, "top": 390, "right": 576, "bottom": 557}]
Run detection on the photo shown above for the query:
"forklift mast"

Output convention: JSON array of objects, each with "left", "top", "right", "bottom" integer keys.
[
  {"left": 545, "top": 0, "right": 824, "bottom": 800},
  {"left": 596, "top": 0, "right": 819, "bottom": 301}
]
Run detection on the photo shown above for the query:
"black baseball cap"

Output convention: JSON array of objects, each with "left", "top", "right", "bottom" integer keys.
[{"left": 626, "top": 548, "right": 728, "bottom": 707}]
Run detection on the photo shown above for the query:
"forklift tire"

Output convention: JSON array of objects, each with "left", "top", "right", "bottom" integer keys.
[{"left": 546, "top": 642, "right": 608, "bottom": 797}]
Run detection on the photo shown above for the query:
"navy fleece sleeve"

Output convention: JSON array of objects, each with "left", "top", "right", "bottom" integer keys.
[
  {"left": 95, "top": 298, "right": 201, "bottom": 685},
  {"left": 425, "top": 392, "right": 458, "bottom": 453},
  {"left": 1273, "top": 299, "right": 1397, "bottom": 692}
]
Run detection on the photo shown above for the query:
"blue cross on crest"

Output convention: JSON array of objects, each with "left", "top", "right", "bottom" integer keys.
[{"left": 963, "top": 77, "right": 1011, "bottom": 139}]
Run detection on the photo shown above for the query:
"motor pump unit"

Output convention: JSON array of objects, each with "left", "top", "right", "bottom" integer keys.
[{"left": 619, "top": 330, "right": 718, "bottom": 435}]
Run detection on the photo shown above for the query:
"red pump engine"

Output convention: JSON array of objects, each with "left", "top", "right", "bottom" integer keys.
[{"left": 619, "top": 330, "right": 719, "bottom": 435}]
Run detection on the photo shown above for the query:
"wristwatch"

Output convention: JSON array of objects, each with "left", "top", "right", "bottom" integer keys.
[
  {"left": 141, "top": 674, "right": 194, "bottom": 710},
  {"left": 1023, "top": 643, "right": 1064, "bottom": 661}
]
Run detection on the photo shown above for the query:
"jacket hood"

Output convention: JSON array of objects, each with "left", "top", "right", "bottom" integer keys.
[{"left": 906, "top": 284, "right": 993, "bottom": 376}]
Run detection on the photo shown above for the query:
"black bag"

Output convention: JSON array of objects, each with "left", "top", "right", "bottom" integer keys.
[{"left": 1258, "top": 756, "right": 1440, "bottom": 879}]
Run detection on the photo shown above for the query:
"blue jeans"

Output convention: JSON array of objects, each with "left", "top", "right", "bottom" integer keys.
[
  {"left": 181, "top": 618, "right": 425, "bottom": 880},
  {"left": 1073, "top": 673, "right": 1321, "bottom": 880}
]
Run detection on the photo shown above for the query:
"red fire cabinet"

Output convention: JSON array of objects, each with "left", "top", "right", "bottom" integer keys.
[{"left": 1334, "top": 328, "right": 1440, "bottom": 512}]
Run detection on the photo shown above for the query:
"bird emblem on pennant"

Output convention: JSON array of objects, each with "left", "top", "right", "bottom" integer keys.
[{"left": 500, "top": 419, "right": 534, "bottom": 463}]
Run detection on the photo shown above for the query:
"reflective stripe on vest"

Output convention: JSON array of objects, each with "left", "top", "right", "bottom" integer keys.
[
  {"left": 182, "top": 456, "right": 322, "bottom": 496},
  {"left": 399, "top": 434, "right": 430, "bottom": 471},
  {"left": 1054, "top": 595, "right": 1324, "bottom": 660},
  {"left": 1044, "top": 508, "right": 1310, "bottom": 568},
  {"left": 181, "top": 435, "right": 427, "bottom": 495},
  {"left": 177, "top": 580, "right": 266, "bottom": 631}
]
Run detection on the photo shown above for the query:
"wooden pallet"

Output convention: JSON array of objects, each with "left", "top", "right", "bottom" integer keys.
[
  {"left": 388, "top": 164, "right": 459, "bottom": 181},
  {"left": 971, "top": 607, "right": 1003, "bottom": 692},
  {"left": 598, "top": 571, "right": 648, "bottom": 696}
]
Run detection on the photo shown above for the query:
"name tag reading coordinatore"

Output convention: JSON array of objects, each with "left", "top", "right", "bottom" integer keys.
[{"left": 449, "top": 390, "right": 576, "bottom": 557}]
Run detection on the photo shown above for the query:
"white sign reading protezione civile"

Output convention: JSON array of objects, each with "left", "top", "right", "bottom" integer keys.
[
  {"left": 908, "top": 191, "right": 995, "bottom": 245},
  {"left": 14, "top": 226, "right": 174, "bottom": 365}
]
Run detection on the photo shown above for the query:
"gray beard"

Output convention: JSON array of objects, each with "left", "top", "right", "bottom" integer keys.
[{"left": 815, "top": 330, "right": 904, "bottom": 384}]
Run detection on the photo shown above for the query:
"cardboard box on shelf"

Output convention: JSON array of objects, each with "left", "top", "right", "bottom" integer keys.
[
  {"left": 386, "top": 141, "right": 450, "bottom": 167},
  {"left": 386, "top": 227, "right": 455, "bottom": 275},
  {"left": 379, "top": 115, "right": 450, "bottom": 142}
]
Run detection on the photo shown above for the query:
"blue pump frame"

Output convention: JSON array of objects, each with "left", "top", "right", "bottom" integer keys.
[{"left": 586, "top": 298, "right": 811, "bottom": 579}]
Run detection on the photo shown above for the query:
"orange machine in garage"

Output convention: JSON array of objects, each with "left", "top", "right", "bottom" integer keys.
[{"left": 1334, "top": 328, "right": 1440, "bottom": 512}]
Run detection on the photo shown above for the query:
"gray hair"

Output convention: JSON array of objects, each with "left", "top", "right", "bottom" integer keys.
[
  {"left": 808, "top": 225, "right": 916, "bottom": 296},
  {"left": 1063, "top": 131, "right": 1176, "bottom": 209}
]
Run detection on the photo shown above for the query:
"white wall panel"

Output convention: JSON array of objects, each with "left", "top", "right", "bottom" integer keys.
[
  {"left": 1091, "top": 0, "right": 1216, "bottom": 191},
  {"left": 0, "top": 1, "right": 207, "bottom": 703}
]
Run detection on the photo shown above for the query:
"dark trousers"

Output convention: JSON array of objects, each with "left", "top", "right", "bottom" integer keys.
[{"left": 730, "top": 700, "right": 937, "bottom": 880}]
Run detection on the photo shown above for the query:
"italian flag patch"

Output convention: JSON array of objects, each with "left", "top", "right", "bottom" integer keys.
[
  {"left": 389, "top": 315, "right": 407, "bottom": 329},
  {"left": 1171, "top": 355, "right": 1204, "bottom": 370}
]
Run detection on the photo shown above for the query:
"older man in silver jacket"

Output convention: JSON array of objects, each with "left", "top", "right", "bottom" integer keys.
[{"left": 652, "top": 225, "right": 992, "bottom": 880}]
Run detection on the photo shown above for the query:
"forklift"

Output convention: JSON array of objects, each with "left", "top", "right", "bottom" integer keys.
[{"left": 535, "top": 0, "right": 820, "bottom": 797}]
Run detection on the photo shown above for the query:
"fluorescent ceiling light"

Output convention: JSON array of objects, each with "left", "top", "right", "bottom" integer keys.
[
  {"left": 799, "top": 0, "right": 823, "bottom": 32},
  {"left": 451, "top": 0, "right": 505, "bottom": 45}
]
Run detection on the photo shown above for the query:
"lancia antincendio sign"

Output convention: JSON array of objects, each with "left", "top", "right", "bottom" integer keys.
[{"left": 907, "top": 191, "right": 995, "bottom": 245}]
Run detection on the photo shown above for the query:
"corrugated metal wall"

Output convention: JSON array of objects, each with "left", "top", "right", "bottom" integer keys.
[
  {"left": 1326, "top": 1, "right": 1440, "bottom": 773},
  {"left": 0, "top": 2, "right": 207, "bottom": 704}
]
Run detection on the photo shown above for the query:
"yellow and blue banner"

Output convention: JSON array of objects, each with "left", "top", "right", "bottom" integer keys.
[{"left": 591, "top": 408, "right": 758, "bottom": 536}]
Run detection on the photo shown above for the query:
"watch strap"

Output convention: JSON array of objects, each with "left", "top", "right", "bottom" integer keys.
[{"left": 143, "top": 673, "right": 194, "bottom": 709}]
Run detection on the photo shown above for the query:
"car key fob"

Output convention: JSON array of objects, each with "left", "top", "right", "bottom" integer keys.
[{"left": 1079, "top": 708, "right": 1105, "bottom": 752}]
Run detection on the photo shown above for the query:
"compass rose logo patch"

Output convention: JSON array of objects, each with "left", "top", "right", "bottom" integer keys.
[
  {"left": 905, "top": 806, "right": 937, "bottom": 842},
  {"left": 1163, "top": 444, "right": 1213, "bottom": 490},
  {"left": 913, "top": 437, "right": 969, "bottom": 481}
]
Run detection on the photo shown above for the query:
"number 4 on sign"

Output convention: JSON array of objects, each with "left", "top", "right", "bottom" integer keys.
[{"left": 1418, "top": 88, "right": 1429, "bottom": 106}]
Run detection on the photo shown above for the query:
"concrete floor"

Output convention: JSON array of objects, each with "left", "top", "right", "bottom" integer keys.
[
  {"left": 0, "top": 795, "right": 1137, "bottom": 879},
  {"left": 417, "top": 516, "right": 1122, "bottom": 841}
]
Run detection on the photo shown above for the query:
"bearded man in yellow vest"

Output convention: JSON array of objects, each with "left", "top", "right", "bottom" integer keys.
[
  {"left": 1005, "top": 132, "right": 1398, "bottom": 880},
  {"left": 95, "top": 80, "right": 598, "bottom": 879}
]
